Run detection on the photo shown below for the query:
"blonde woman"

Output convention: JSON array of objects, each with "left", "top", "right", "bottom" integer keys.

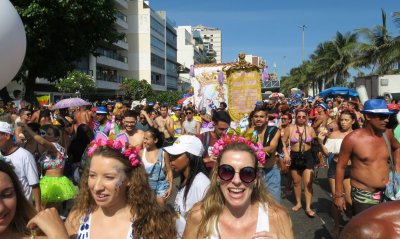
[{"left": 184, "top": 142, "right": 293, "bottom": 239}]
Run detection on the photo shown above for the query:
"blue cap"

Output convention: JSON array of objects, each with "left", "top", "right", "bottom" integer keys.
[
  {"left": 319, "top": 103, "right": 328, "bottom": 110},
  {"left": 148, "top": 101, "right": 154, "bottom": 106},
  {"left": 255, "top": 101, "right": 263, "bottom": 106},
  {"left": 174, "top": 106, "right": 181, "bottom": 111},
  {"left": 307, "top": 96, "right": 313, "bottom": 103},
  {"left": 96, "top": 106, "right": 107, "bottom": 114}
]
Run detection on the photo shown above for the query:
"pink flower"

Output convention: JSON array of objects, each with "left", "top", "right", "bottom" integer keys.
[
  {"left": 129, "top": 154, "right": 142, "bottom": 167},
  {"left": 217, "top": 139, "right": 225, "bottom": 145},
  {"left": 87, "top": 145, "right": 97, "bottom": 157},
  {"left": 256, "top": 151, "right": 266, "bottom": 164},
  {"left": 112, "top": 141, "right": 123, "bottom": 151},
  {"left": 106, "top": 140, "right": 114, "bottom": 148},
  {"left": 237, "top": 136, "right": 245, "bottom": 143},
  {"left": 212, "top": 148, "right": 220, "bottom": 156}
]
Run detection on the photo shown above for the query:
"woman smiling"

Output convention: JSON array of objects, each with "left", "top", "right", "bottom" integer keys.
[
  {"left": 183, "top": 142, "right": 294, "bottom": 239},
  {"left": 65, "top": 139, "right": 176, "bottom": 239}
]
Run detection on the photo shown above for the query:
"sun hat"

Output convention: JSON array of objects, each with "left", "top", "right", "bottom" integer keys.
[
  {"left": 0, "top": 121, "right": 13, "bottom": 135},
  {"left": 96, "top": 106, "right": 108, "bottom": 114},
  {"left": 163, "top": 135, "right": 204, "bottom": 157},
  {"left": 360, "top": 99, "right": 394, "bottom": 115}
]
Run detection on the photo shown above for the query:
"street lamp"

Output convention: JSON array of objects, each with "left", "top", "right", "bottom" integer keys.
[{"left": 298, "top": 25, "right": 307, "bottom": 62}]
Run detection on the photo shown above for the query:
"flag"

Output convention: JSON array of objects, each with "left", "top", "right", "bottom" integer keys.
[{"left": 37, "top": 95, "right": 50, "bottom": 105}]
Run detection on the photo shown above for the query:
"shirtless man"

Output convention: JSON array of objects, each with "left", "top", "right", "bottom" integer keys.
[
  {"left": 120, "top": 110, "right": 144, "bottom": 147},
  {"left": 74, "top": 106, "right": 90, "bottom": 127},
  {"left": 335, "top": 99, "right": 400, "bottom": 215},
  {"left": 154, "top": 105, "right": 174, "bottom": 146}
]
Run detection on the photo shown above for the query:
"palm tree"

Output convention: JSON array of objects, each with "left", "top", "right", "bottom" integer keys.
[
  {"left": 355, "top": 9, "right": 394, "bottom": 75},
  {"left": 311, "top": 32, "right": 358, "bottom": 87}
]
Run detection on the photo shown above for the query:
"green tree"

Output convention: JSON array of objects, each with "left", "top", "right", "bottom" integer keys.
[
  {"left": 11, "top": 0, "right": 123, "bottom": 100},
  {"left": 55, "top": 70, "right": 95, "bottom": 96},
  {"left": 355, "top": 9, "right": 395, "bottom": 75},
  {"left": 120, "top": 79, "right": 154, "bottom": 101},
  {"left": 149, "top": 91, "right": 185, "bottom": 106}
]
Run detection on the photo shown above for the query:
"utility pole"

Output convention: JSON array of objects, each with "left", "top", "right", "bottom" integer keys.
[{"left": 298, "top": 25, "right": 307, "bottom": 62}]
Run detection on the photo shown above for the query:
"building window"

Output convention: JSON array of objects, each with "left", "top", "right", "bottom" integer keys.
[
  {"left": 151, "top": 36, "right": 165, "bottom": 52},
  {"left": 150, "top": 16, "right": 165, "bottom": 37},
  {"left": 151, "top": 53, "right": 165, "bottom": 69},
  {"left": 151, "top": 72, "right": 165, "bottom": 86}
]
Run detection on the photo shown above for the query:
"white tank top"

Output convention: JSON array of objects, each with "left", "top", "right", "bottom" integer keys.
[
  {"left": 142, "top": 148, "right": 164, "bottom": 174},
  {"left": 208, "top": 203, "right": 270, "bottom": 239}
]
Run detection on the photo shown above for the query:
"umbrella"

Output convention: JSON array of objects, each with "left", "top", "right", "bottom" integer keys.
[
  {"left": 269, "top": 92, "right": 284, "bottom": 99},
  {"left": 52, "top": 97, "right": 91, "bottom": 110},
  {"left": 319, "top": 87, "right": 358, "bottom": 98}
]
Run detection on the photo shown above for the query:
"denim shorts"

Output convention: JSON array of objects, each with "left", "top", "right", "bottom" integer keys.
[{"left": 150, "top": 180, "right": 169, "bottom": 197}]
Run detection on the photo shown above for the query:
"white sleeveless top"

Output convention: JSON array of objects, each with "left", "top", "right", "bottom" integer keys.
[
  {"left": 77, "top": 213, "right": 134, "bottom": 239},
  {"left": 208, "top": 203, "right": 270, "bottom": 239},
  {"left": 324, "top": 138, "right": 343, "bottom": 155}
]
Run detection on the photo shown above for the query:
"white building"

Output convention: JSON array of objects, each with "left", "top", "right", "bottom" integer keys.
[
  {"left": 29, "top": 0, "right": 178, "bottom": 99},
  {"left": 192, "top": 25, "right": 222, "bottom": 63},
  {"left": 123, "top": 0, "right": 178, "bottom": 92},
  {"left": 244, "top": 54, "right": 266, "bottom": 68}
]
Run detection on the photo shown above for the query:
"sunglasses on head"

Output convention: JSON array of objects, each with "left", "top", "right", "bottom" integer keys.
[{"left": 218, "top": 164, "right": 257, "bottom": 183}]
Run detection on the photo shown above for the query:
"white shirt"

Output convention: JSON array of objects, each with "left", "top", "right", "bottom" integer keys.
[
  {"left": 0, "top": 147, "right": 39, "bottom": 201},
  {"left": 174, "top": 172, "right": 210, "bottom": 239}
]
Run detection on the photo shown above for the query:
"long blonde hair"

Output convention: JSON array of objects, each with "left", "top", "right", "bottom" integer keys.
[
  {"left": 71, "top": 146, "right": 176, "bottom": 239},
  {"left": 196, "top": 142, "right": 279, "bottom": 238}
]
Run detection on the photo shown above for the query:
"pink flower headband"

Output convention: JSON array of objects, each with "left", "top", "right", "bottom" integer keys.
[
  {"left": 88, "top": 132, "right": 142, "bottom": 167},
  {"left": 211, "top": 134, "right": 266, "bottom": 165}
]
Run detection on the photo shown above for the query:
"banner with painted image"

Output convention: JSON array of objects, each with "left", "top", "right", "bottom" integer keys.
[
  {"left": 191, "top": 64, "right": 230, "bottom": 114},
  {"left": 227, "top": 70, "right": 262, "bottom": 122}
]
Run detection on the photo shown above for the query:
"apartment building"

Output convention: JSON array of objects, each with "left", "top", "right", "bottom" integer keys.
[
  {"left": 175, "top": 26, "right": 207, "bottom": 92},
  {"left": 192, "top": 25, "right": 222, "bottom": 63},
  {"left": 123, "top": 0, "right": 178, "bottom": 92}
]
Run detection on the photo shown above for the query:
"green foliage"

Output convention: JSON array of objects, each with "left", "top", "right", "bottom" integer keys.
[
  {"left": 149, "top": 91, "right": 185, "bottom": 106},
  {"left": 120, "top": 79, "right": 154, "bottom": 101},
  {"left": 11, "top": 0, "right": 123, "bottom": 99},
  {"left": 55, "top": 70, "right": 95, "bottom": 96}
]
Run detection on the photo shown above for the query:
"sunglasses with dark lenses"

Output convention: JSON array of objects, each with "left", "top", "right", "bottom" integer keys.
[
  {"left": 185, "top": 112, "right": 193, "bottom": 115},
  {"left": 375, "top": 114, "right": 390, "bottom": 120},
  {"left": 218, "top": 164, "right": 257, "bottom": 183}
]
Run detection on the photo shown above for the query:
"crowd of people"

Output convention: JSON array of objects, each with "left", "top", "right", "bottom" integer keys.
[{"left": 0, "top": 92, "right": 399, "bottom": 238}]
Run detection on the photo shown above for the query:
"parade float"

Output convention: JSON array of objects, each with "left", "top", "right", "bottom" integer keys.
[{"left": 190, "top": 53, "right": 262, "bottom": 122}]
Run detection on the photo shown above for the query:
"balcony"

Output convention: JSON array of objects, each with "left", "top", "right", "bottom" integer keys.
[
  {"left": 114, "top": 11, "right": 128, "bottom": 30},
  {"left": 114, "top": 0, "right": 128, "bottom": 9},
  {"left": 261, "top": 80, "right": 280, "bottom": 89},
  {"left": 113, "top": 37, "right": 128, "bottom": 50},
  {"left": 96, "top": 48, "right": 128, "bottom": 70}
]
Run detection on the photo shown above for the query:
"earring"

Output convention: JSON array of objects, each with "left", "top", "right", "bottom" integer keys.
[{"left": 217, "top": 180, "right": 220, "bottom": 186}]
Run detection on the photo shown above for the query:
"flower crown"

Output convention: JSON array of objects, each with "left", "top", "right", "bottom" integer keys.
[
  {"left": 211, "top": 133, "right": 266, "bottom": 165},
  {"left": 87, "top": 132, "right": 142, "bottom": 167}
]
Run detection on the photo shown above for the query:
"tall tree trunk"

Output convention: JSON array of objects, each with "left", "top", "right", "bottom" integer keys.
[{"left": 24, "top": 71, "right": 37, "bottom": 103}]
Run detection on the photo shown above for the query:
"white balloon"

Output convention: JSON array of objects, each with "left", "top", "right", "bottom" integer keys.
[{"left": 0, "top": 0, "right": 27, "bottom": 89}]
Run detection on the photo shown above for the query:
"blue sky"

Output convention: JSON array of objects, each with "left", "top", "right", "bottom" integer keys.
[{"left": 150, "top": 1, "right": 399, "bottom": 78}]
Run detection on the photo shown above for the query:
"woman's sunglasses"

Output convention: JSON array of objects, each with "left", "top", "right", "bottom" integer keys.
[
  {"left": 297, "top": 115, "right": 306, "bottom": 119},
  {"left": 218, "top": 164, "right": 257, "bottom": 183}
]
